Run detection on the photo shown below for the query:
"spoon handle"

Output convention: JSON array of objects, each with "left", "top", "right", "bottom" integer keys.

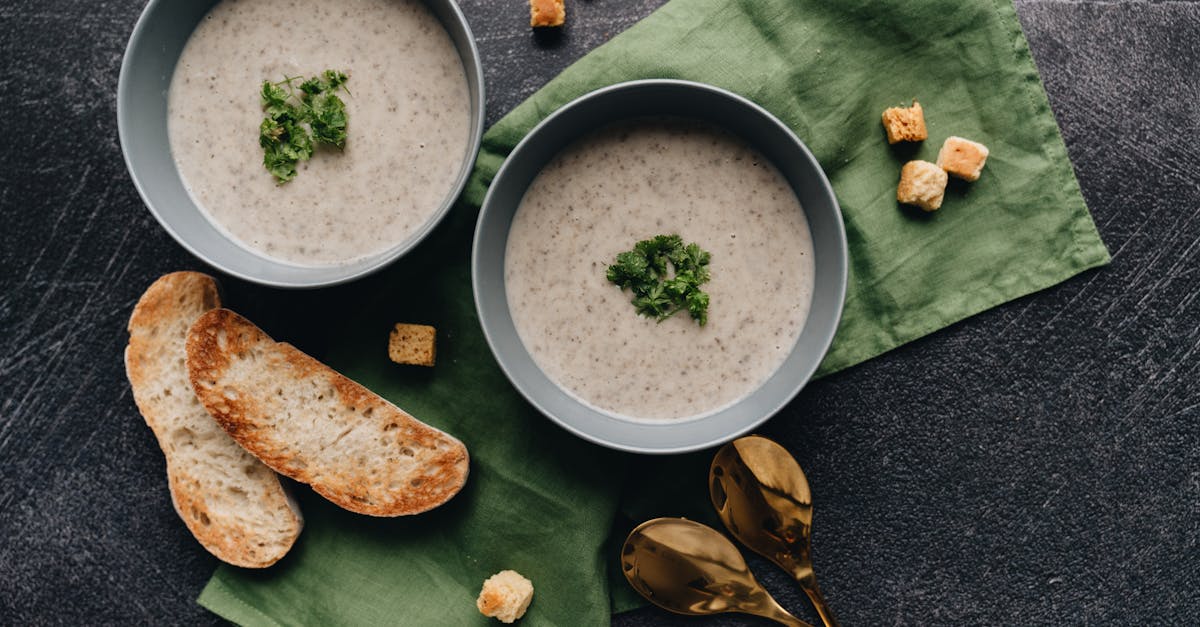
[
  {"left": 796, "top": 575, "right": 840, "bottom": 627},
  {"left": 748, "top": 590, "right": 816, "bottom": 624}
]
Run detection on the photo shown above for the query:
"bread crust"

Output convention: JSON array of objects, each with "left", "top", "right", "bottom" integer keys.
[
  {"left": 125, "top": 272, "right": 302, "bottom": 568},
  {"left": 186, "top": 309, "right": 469, "bottom": 517}
]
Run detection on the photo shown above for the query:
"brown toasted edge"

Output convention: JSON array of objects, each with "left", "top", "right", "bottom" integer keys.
[
  {"left": 125, "top": 272, "right": 221, "bottom": 427},
  {"left": 166, "top": 468, "right": 301, "bottom": 569},
  {"left": 126, "top": 272, "right": 220, "bottom": 336}
]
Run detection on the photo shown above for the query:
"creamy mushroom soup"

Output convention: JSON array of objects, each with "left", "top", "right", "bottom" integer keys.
[
  {"left": 168, "top": 0, "right": 470, "bottom": 266},
  {"left": 505, "top": 118, "right": 815, "bottom": 420}
]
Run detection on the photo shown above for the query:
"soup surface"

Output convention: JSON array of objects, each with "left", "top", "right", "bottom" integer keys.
[
  {"left": 505, "top": 118, "right": 815, "bottom": 420},
  {"left": 168, "top": 0, "right": 470, "bottom": 266}
]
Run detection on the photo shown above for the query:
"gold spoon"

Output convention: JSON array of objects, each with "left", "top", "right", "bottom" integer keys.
[
  {"left": 621, "top": 517, "right": 813, "bottom": 626},
  {"left": 710, "top": 436, "right": 840, "bottom": 627}
]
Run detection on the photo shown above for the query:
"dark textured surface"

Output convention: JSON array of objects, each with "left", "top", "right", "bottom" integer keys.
[{"left": 1, "top": 0, "right": 1197, "bottom": 624}]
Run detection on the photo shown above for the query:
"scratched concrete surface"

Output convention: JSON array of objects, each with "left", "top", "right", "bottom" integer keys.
[{"left": 1, "top": 0, "right": 1197, "bottom": 624}]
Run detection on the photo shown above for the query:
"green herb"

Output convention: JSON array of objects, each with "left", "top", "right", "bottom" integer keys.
[
  {"left": 258, "top": 71, "right": 350, "bottom": 183},
  {"left": 606, "top": 234, "right": 712, "bottom": 326}
]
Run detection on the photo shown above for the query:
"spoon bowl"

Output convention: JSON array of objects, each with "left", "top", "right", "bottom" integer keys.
[
  {"left": 710, "top": 436, "right": 839, "bottom": 626},
  {"left": 621, "top": 518, "right": 812, "bottom": 626}
]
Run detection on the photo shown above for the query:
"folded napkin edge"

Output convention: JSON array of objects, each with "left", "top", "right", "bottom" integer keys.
[{"left": 198, "top": 571, "right": 284, "bottom": 627}]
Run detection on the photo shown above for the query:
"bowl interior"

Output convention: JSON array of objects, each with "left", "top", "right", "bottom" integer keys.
[
  {"left": 473, "top": 80, "right": 847, "bottom": 454},
  {"left": 117, "top": 0, "right": 484, "bottom": 288}
]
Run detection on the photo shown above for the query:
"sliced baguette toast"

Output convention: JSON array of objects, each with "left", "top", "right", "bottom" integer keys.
[
  {"left": 185, "top": 309, "right": 470, "bottom": 517},
  {"left": 125, "top": 272, "right": 302, "bottom": 568}
]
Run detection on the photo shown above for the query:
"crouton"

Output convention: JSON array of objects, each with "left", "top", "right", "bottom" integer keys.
[
  {"left": 897, "top": 160, "right": 948, "bottom": 212},
  {"left": 530, "top": 0, "right": 564, "bottom": 28},
  {"left": 881, "top": 100, "right": 928, "bottom": 144},
  {"left": 477, "top": 570, "right": 534, "bottom": 623},
  {"left": 388, "top": 323, "right": 436, "bottom": 367},
  {"left": 937, "top": 136, "right": 990, "bottom": 181}
]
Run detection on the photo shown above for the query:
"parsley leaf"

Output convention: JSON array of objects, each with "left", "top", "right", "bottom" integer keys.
[
  {"left": 258, "top": 70, "right": 350, "bottom": 183},
  {"left": 308, "top": 92, "right": 348, "bottom": 148},
  {"left": 298, "top": 77, "right": 324, "bottom": 97},
  {"left": 259, "top": 108, "right": 313, "bottom": 183},
  {"left": 686, "top": 289, "right": 710, "bottom": 326},
  {"left": 606, "top": 234, "right": 712, "bottom": 326},
  {"left": 261, "top": 80, "right": 290, "bottom": 113},
  {"left": 606, "top": 251, "right": 649, "bottom": 289},
  {"left": 323, "top": 69, "right": 350, "bottom": 91}
]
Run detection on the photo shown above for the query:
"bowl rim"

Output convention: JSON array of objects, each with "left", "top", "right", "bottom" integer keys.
[
  {"left": 472, "top": 78, "right": 848, "bottom": 454},
  {"left": 117, "top": 0, "right": 486, "bottom": 289}
]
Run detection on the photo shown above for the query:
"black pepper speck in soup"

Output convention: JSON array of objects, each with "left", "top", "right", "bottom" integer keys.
[{"left": 504, "top": 118, "right": 815, "bottom": 420}]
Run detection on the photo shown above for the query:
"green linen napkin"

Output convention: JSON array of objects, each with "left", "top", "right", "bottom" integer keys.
[{"left": 198, "top": 0, "right": 1109, "bottom": 624}]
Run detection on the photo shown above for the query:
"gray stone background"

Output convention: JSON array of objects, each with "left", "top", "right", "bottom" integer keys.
[{"left": 1, "top": 0, "right": 1197, "bottom": 624}]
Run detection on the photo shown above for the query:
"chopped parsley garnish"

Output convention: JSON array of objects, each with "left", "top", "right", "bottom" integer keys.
[
  {"left": 606, "top": 234, "right": 712, "bottom": 326},
  {"left": 258, "top": 70, "right": 350, "bottom": 183}
]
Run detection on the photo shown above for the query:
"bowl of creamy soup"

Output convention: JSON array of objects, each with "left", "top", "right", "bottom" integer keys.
[
  {"left": 118, "top": 0, "right": 483, "bottom": 287},
  {"left": 473, "top": 80, "right": 847, "bottom": 454}
]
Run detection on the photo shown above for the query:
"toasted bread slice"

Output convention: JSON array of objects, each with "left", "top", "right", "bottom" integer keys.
[
  {"left": 125, "top": 272, "right": 302, "bottom": 568},
  {"left": 186, "top": 309, "right": 469, "bottom": 517}
]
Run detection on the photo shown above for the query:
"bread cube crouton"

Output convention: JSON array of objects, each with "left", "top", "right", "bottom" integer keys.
[
  {"left": 937, "top": 136, "right": 990, "bottom": 181},
  {"left": 477, "top": 570, "right": 534, "bottom": 623},
  {"left": 881, "top": 100, "right": 928, "bottom": 144},
  {"left": 897, "top": 160, "right": 948, "bottom": 212},
  {"left": 530, "top": 0, "right": 564, "bottom": 27},
  {"left": 388, "top": 323, "right": 436, "bottom": 367}
]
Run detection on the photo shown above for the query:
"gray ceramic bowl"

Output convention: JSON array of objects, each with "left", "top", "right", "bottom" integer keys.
[
  {"left": 473, "top": 80, "right": 847, "bottom": 454},
  {"left": 117, "top": 0, "right": 484, "bottom": 288}
]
